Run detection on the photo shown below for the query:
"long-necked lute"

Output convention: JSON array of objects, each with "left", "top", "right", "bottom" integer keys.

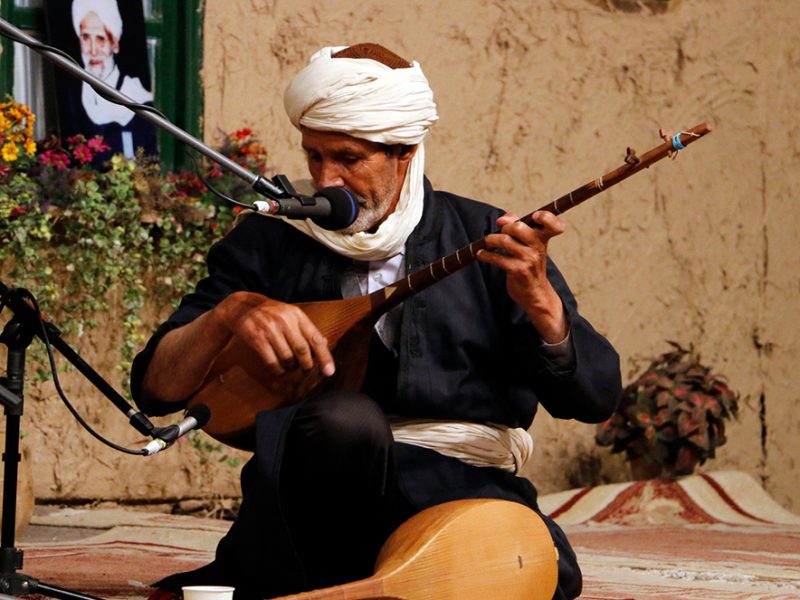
[
  {"left": 188, "top": 123, "right": 711, "bottom": 449},
  {"left": 272, "top": 498, "right": 558, "bottom": 600}
]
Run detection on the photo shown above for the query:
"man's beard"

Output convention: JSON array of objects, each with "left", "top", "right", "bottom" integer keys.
[
  {"left": 337, "top": 174, "right": 400, "bottom": 235},
  {"left": 82, "top": 55, "right": 114, "bottom": 80},
  {"left": 339, "top": 198, "right": 390, "bottom": 234}
]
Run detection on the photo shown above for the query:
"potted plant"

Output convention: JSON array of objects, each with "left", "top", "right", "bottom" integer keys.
[{"left": 595, "top": 342, "right": 740, "bottom": 478}]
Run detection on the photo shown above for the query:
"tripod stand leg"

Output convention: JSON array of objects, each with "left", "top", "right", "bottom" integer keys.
[
  {"left": 0, "top": 572, "right": 105, "bottom": 600},
  {"left": 32, "top": 580, "right": 105, "bottom": 600}
]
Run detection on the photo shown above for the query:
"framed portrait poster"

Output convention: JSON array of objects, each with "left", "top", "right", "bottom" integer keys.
[{"left": 44, "top": 0, "right": 158, "bottom": 166}]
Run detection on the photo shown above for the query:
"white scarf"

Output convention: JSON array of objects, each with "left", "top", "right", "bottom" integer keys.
[
  {"left": 282, "top": 46, "right": 438, "bottom": 260},
  {"left": 389, "top": 418, "right": 535, "bottom": 475}
]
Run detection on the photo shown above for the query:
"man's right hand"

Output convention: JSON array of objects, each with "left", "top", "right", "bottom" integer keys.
[
  {"left": 214, "top": 292, "right": 335, "bottom": 377},
  {"left": 141, "top": 292, "right": 335, "bottom": 405}
]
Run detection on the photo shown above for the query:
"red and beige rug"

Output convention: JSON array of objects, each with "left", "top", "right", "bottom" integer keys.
[
  {"left": 16, "top": 470, "right": 800, "bottom": 599},
  {"left": 20, "top": 509, "right": 227, "bottom": 598},
  {"left": 539, "top": 470, "right": 800, "bottom": 599}
]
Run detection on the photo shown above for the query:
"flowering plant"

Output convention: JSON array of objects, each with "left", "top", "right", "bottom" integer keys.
[
  {"left": 595, "top": 342, "right": 740, "bottom": 476},
  {"left": 38, "top": 133, "right": 111, "bottom": 169},
  {"left": 215, "top": 127, "right": 269, "bottom": 174},
  {"left": 0, "top": 98, "right": 37, "bottom": 171},
  {"left": 0, "top": 99, "right": 271, "bottom": 388},
  {"left": 195, "top": 127, "right": 270, "bottom": 206}
]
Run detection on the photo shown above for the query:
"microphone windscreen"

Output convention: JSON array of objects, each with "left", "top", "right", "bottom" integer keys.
[
  {"left": 312, "top": 187, "right": 359, "bottom": 230},
  {"left": 187, "top": 403, "right": 211, "bottom": 428}
]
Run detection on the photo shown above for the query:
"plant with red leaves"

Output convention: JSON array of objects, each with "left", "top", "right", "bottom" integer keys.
[{"left": 596, "top": 342, "right": 739, "bottom": 477}]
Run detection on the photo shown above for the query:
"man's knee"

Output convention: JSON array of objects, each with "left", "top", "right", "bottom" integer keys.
[{"left": 287, "top": 391, "right": 392, "bottom": 478}]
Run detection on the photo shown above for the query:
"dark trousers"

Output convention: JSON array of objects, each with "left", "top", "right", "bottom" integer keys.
[
  {"left": 278, "top": 391, "right": 417, "bottom": 590},
  {"left": 158, "top": 391, "right": 580, "bottom": 599},
  {"left": 199, "top": 391, "right": 415, "bottom": 599}
]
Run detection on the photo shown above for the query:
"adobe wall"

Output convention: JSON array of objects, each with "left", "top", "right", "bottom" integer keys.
[
  {"left": 199, "top": 0, "right": 800, "bottom": 510},
  {"left": 8, "top": 0, "right": 798, "bottom": 512}
]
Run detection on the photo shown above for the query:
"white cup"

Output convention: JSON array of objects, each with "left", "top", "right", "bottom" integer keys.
[{"left": 182, "top": 585, "right": 235, "bottom": 600}]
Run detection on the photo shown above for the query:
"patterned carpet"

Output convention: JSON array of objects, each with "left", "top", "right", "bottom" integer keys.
[
  {"left": 539, "top": 470, "right": 800, "bottom": 599},
  {"left": 14, "top": 470, "right": 800, "bottom": 599},
  {"left": 19, "top": 509, "right": 227, "bottom": 599}
]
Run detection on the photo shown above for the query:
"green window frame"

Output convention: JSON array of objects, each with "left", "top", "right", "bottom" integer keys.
[{"left": 0, "top": 0, "right": 203, "bottom": 171}]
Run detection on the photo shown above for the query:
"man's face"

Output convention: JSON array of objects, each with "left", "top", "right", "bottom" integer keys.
[
  {"left": 301, "top": 128, "right": 416, "bottom": 234},
  {"left": 79, "top": 11, "right": 119, "bottom": 79}
]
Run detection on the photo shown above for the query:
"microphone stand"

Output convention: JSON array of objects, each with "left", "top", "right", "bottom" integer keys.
[{"left": 0, "top": 281, "right": 117, "bottom": 599}]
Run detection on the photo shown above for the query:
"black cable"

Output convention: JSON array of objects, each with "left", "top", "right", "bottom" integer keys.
[
  {"left": 187, "top": 152, "right": 254, "bottom": 210},
  {"left": 12, "top": 290, "right": 146, "bottom": 456}
]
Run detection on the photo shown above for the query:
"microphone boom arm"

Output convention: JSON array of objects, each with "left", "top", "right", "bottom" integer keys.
[
  {"left": 0, "top": 17, "right": 288, "bottom": 201},
  {"left": 0, "top": 280, "right": 155, "bottom": 439}
]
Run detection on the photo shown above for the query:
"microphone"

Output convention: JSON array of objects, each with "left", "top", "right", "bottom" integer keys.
[
  {"left": 253, "top": 186, "right": 359, "bottom": 230},
  {"left": 143, "top": 404, "right": 211, "bottom": 456}
]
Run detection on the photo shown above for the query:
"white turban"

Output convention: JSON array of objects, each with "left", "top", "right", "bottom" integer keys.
[
  {"left": 72, "top": 0, "right": 123, "bottom": 41},
  {"left": 285, "top": 46, "right": 438, "bottom": 145},
  {"left": 281, "top": 46, "right": 439, "bottom": 261}
]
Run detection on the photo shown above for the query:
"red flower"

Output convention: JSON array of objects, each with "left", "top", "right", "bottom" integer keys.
[
  {"left": 167, "top": 171, "right": 207, "bottom": 196},
  {"left": 246, "top": 142, "right": 266, "bottom": 156},
  {"left": 39, "top": 149, "right": 71, "bottom": 170},
  {"left": 10, "top": 206, "right": 26, "bottom": 217},
  {"left": 231, "top": 128, "right": 252, "bottom": 141},
  {"left": 87, "top": 136, "right": 110, "bottom": 153},
  {"left": 72, "top": 144, "right": 93, "bottom": 164}
]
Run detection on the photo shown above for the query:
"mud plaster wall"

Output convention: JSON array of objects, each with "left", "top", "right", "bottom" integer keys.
[
  {"left": 199, "top": 0, "right": 799, "bottom": 510},
  {"left": 4, "top": 0, "right": 797, "bottom": 510}
]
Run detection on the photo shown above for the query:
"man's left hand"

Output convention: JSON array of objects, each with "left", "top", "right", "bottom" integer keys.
[{"left": 477, "top": 211, "right": 568, "bottom": 344}]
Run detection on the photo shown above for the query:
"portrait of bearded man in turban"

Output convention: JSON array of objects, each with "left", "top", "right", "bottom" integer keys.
[{"left": 45, "top": 0, "right": 158, "bottom": 166}]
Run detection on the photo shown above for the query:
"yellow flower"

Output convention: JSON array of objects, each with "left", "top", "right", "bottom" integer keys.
[
  {"left": 24, "top": 138, "right": 36, "bottom": 156},
  {"left": 1, "top": 142, "right": 19, "bottom": 162},
  {"left": 110, "top": 154, "right": 134, "bottom": 171}
]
